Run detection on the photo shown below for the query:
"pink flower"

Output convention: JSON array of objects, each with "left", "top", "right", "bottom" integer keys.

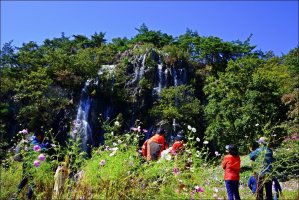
[
  {"left": 99, "top": 160, "right": 106, "bottom": 166},
  {"left": 19, "top": 129, "right": 28, "bottom": 135},
  {"left": 34, "top": 160, "right": 40, "bottom": 167},
  {"left": 173, "top": 167, "right": 180, "bottom": 175},
  {"left": 170, "top": 149, "right": 177, "bottom": 155},
  {"left": 38, "top": 154, "right": 45, "bottom": 161},
  {"left": 194, "top": 185, "right": 204, "bottom": 193},
  {"left": 33, "top": 145, "right": 41, "bottom": 152},
  {"left": 213, "top": 193, "right": 218, "bottom": 198}
]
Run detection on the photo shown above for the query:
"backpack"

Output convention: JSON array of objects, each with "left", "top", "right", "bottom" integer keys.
[{"left": 148, "top": 141, "right": 162, "bottom": 161}]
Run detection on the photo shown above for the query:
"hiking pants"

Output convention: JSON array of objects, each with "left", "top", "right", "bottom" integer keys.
[
  {"left": 256, "top": 175, "right": 272, "bottom": 200},
  {"left": 225, "top": 180, "right": 241, "bottom": 200}
]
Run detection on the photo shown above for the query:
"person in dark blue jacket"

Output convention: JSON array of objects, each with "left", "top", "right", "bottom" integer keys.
[{"left": 249, "top": 137, "right": 274, "bottom": 200}]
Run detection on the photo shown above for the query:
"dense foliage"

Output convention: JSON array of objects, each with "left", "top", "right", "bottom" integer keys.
[
  {"left": 1, "top": 24, "right": 298, "bottom": 160},
  {"left": 0, "top": 24, "right": 299, "bottom": 199}
]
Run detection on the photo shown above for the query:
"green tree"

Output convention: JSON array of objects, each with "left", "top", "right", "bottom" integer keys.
[
  {"left": 91, "top": 32, "right": 107, "bottom": 48},
  {"left": 204, "top": 56, "right": 293, "bottom": 152},
  {"left": 111, "top": 37, "right": 129, "bottom": 52},
  {"left": 161, "top": 45, "right": 189, "bottom": 66},
  {"left": 14, "top": 67, "right": 54, "bottom": 129},
  {"left": 283, "top": 47, "right": 299, "bottom": 87},
  {"left": 132, "top": 23, "right": 174, "bottom": 48},
  {"left": 17, "top": 41, "right": 45, "bottom": 70},
  {"left": 0, "top": 40, "right": 18, "bottom": 68},
  {"left": 151, "top": 85, "right": 201, "bottom": 127}
]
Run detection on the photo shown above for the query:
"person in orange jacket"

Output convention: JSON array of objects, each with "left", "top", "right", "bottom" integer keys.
[
  {"left": 146, "top": 128, "right": 168, "bottom": 161},
  {"left": 222, "top": 144, "right": 241, "bottom": 200},
  {"left": 171, "top": 131, "right": 185, "bottom": 155}
]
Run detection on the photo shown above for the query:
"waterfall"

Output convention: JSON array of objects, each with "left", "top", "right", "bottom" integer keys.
[
  {"left": 139, "top": 53, "right": 146, "bottom": 79},
  {"left": 111, "top": 74, "right": 115, "bottom": 92},
  {"left": 71, "top": 81, "right": 93, "bottom": 151},
  {"left": 172, "top": 68, "right": 179, "bottom": 136},
  {"left": 157, "top": 64, "right": 163, "bottom": 93},
  {"left": 153, "top": 63, "right": 163, "bottom": 95},
  {"left": 129, "top": 54, "right": 146, "bottom": 86},
  {"left": 173, "top": 67, "right": 178, "bottom": 87}
]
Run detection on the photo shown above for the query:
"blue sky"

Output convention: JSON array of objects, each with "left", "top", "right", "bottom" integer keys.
[{"left": 1, "top": 1, "right": 298, "bottom": 55}]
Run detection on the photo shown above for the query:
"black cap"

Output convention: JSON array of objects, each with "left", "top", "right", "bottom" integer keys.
[
  {"left": 175, "top": 130, "right": 185, "bottom": 140},
  {"left": 225, "top": 144, "right": 238, "bottom": 155},
  {"left": 156, "top": 128, "right": 165, "bottom": 135}
]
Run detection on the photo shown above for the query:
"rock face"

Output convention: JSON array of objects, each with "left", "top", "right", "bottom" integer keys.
[{"left": 72, "top": 47, "right": 193, "bottom": 149}]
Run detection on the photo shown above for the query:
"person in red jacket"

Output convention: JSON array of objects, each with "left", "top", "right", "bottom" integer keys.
[
  {"left": 171, "top": 131, "right": 185, "bottom": 155},
  {"left": 146, "top": 128, "right": 168, "bottom": 161},
  {"left": 222, "top": 144, "right": 241, "bottom": 200}
]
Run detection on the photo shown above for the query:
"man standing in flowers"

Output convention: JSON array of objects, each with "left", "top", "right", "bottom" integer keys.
[
  {"left": 15, "top": 128, "right": 51, "bottom": 199},
  {"left": 249, "top": 137, "right": 274, "bottom": 200},
  {"left": 222, "top": 144, "right": 241, "bottom": 200}
]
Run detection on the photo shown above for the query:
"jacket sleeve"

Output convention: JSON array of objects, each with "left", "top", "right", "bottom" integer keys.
[
  {"left": 222, "top": 157, "right": 228, "bottom": 169},
  {"left": 249, "top": 148, "right": 259, "bottom": 161}
]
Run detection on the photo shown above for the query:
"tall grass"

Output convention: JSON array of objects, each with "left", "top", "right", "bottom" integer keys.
[{"left": 1, "top": 130, "right": 298, "bottom": 199}]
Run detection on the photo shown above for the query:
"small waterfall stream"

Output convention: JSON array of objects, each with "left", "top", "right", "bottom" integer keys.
[
  {"left": 71, "top": 81, "right": 93, "bottom": 151},
  {"left": 157, "top": 64, "right": 163, "bottom": 93},
  {"left": 70, "top": 52, "right": 190, "bottom": 151}
]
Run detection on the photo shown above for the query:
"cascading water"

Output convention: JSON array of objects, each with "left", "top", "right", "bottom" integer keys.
[
  {"left": 139, "top": 54, "right": 146, "bottom": 79},
  {"left": 157, "top": 64, "right": 163, "bottom": 93},
  {"left": 173, "top": 67, "right": 178, "bottom": 87},
  {"left": 131, "top": 54, "right": 146, "bottom": 85},
  {"left": 153, "top": 63, "right": 163, "bottom": 95},
  {"left": 71, "top": 80, "right": 93, "bottom": 151},
  {"left": 111, "top": 74, "right": 115, "bottom": 92},
  {"left": 129, "top": 54, "right": 147, "bottom": 127}
]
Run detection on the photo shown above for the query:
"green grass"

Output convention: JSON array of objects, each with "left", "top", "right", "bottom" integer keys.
[
  {"left": 1, "top": 147, "right": 298, "bottom": 200},
  {"left": 1, "top": 135, "right": 298, "bottom": 200}
]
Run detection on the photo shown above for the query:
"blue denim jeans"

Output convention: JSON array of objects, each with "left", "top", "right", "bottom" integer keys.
[{"left": 225, "top": 180, "right": 241, "bottom": 200}]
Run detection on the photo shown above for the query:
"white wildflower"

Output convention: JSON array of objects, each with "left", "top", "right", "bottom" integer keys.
[
  {"left": 109, "top": 151, "right": 116, "bottom": 157},
  {"left": 192, "top": 128, "right": 196, "bottom": 133},
  {"left": 214, "top": 187, "right": 219, "bottom": 193},
  {"left": 196, "top": 137, "right": 200, "bottom": 142},
  {"left": 203, "top": 141, "right": 209, "bottom": 145},
  {"left": 114, "top": 121, "right": 120, "bottom": 126},
  {"left": 187, "top": 125, "right": 192, "bottom": 130},
  {"left": 110, "top": 147, "right": 118, "bottom": 151}
]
